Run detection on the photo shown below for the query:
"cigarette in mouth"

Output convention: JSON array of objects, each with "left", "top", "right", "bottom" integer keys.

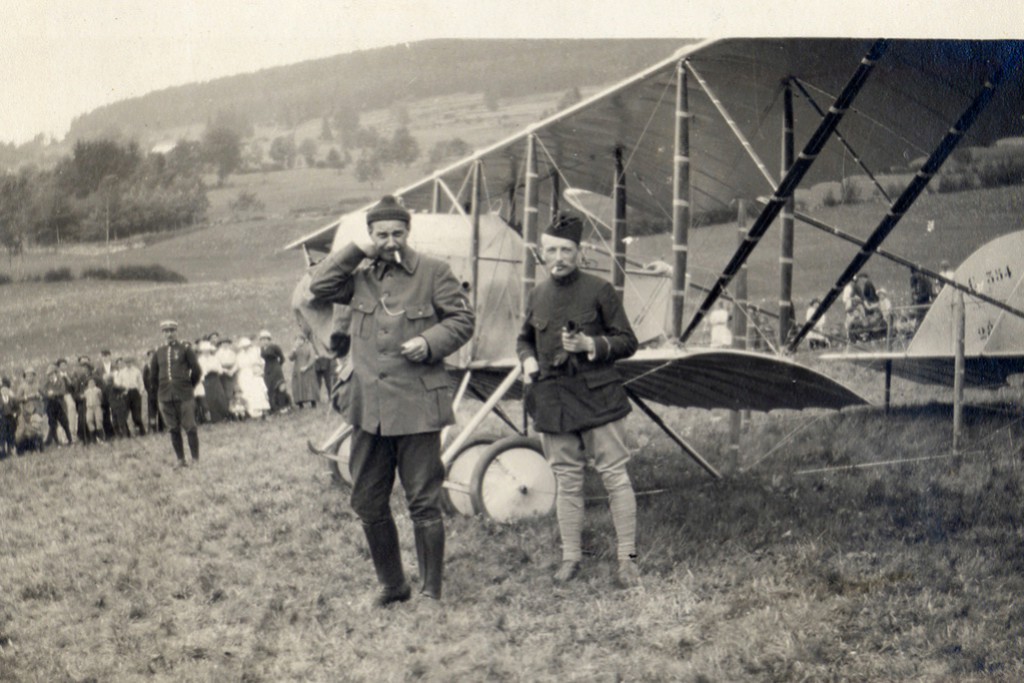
[{"left": 393, "top": 250, "right": 402, "bottom": 264}]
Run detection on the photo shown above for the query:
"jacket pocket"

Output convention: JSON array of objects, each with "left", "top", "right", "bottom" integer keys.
[
  {"left": 421, "top": 372, "right": 454, "bottom": 425},
  {"left": 405, "top": 305, "right": 437, "bottom": 335},
  {"left": 567, "top": 308, "right": 600, "bottom": 336},
  {"left": 350, "top": 296, "right": 378, "bottom": 339}
]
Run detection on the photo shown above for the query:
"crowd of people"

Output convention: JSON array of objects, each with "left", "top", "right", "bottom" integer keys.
[{"left": 0, "top": 330, "right": 333, "bottom": 458}]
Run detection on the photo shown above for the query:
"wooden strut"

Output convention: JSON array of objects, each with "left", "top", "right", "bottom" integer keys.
[
  {"left": 625, "top": 387, "right": 721, "bottom": 480},
  {"left": 441, "top": 365, "right": 522, "bottom": 468},
  {"left": 788, "top": 51, "right": 1021, "bottom": 353},
  {"left": 680, "top": 39, "right": 889, "bottom": 343}
]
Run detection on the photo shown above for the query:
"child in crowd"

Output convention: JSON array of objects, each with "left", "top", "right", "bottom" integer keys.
[
  {"left": 15, "top": 399, "right": 45, "bottom": 455},
  {"left": 84, "top": 377, "right": 104, "bottom": 444}
]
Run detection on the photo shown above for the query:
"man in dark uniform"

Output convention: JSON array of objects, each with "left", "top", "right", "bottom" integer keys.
[
  {"left": 149, "top": 319, "right": 202, "bottom": 467},
  {"left": 516, "top": 213, "right": 641, "bottom": 588},
  {"left": 308, "top": 195, "right": 475, "bottom": 607},
  {"left": 70, "top": 357, "right": 93, "bottom": 444}
]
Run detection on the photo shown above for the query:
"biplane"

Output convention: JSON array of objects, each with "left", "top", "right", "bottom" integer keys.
[{"left": 287, "top": 38, "right": 1024, "bottom": 520}]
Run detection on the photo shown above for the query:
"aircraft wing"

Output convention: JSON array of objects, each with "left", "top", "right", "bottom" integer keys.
[
  {"left": 284, "top": 217, "right": 340, "bottom": 254},
  {"left": 386, "top": 38, "right": 1022, "bottom": 225},
  {"left": 820, "top": 350, "right": 1024, "bottom": 388},
  {"left": 468, "top": 347, "right": 868, "bottom": 411}
]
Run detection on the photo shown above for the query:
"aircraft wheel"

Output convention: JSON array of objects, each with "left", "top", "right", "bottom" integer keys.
[
  {"left": 443, "top": 433, "right": 501, "bottom": 516},
  {"left": 330, "top": 432, "right": 353, "bottom": 487},
  {"left": 469, "top": 435, "right": 554, "bottom": 522}
]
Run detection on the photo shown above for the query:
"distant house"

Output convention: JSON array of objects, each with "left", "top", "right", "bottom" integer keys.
[{"left": 150, "top": 141, "right": 177, "bottom": 155}]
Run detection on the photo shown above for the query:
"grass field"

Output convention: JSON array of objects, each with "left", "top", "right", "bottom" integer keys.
[
  {"left": 2, "top": 176, "right": 1024, "bottom": 680},
  {"left": 2, "top": 394, "right": 1023, "bottom": 680}
]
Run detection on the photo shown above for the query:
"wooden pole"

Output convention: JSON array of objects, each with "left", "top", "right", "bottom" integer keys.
[
  {"left": 470, "top": 160, "right": 482, "bottom": 313},
  {"left": 729, "top": 200, "right": 748, "bottom": 470},
  {"left": 779, "top": 82, "right": 795, "bottom": 346},
  {"left": 521, "top": 135, "right": 539, "bottom": 316},
  {"left": 550, "top": 172, "right": 560, "bottom": 221},
  {"left": 671, "top": 61, "right": 691, "bottom": 338},
  {"left": 431, "top": 177, "right": 441, "bottom": 213},
  {"left": 953, "top": 291, "right": 965, "bottom": 453},
  {"left": 884, "top": 359, "right": 892, "bottom": 413},
  {"left": 612, "top": 147, "right": 627, "bottom": 296}
]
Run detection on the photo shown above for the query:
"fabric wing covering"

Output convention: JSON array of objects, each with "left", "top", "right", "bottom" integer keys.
[
  {"left": 469, "top": 348, "right": 867, "bottom": 411},
  {"left": 391, "top": 38, "right": 1024, "bottom": 228}
]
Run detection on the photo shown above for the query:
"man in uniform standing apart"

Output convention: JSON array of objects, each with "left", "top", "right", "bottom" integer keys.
[
  {"left": 309, "top": 195, "right": 474, "bottom": 606},
  {"left": 516, "top": 213, "right": 641, "bottom": 588},
  {"left": 150, "top": 320, "right": 202, "bottom": 467}
]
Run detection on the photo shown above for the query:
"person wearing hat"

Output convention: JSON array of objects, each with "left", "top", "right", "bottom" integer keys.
[
  {"left": 197, "top": 341, "right": 229, "bottom": 423},
  {"left": 142, "top": 350, "right": 164, "bottom": 433},
  {"left": 0, "top": 377, "right": 17, "bottom": 458},
  {"left": 149, "top": 319, "right": 202, "bottom": 466},
  {"left": 308, "top": 194, "right": 475, "bottom": 607},
  {"left": 516, "top": 212, "right": 641, "bottom": 588},
  {"left": 257, "top": 330, "right": 290, "bottom": 414},
  {"left": 42, "top": 362, "right": 73, "bottom": 446}
]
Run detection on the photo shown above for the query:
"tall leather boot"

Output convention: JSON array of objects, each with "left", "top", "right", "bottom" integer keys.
[
  {"left": 362, "top": 518, "right": 411, "bottom": 607},
  {"left": 186, "top": 429, "right": 199, "bottom": 461},
  {"left": 413, "top": 518, "right": 445, "bottom": 600},
  {"left": 169, "top": 429, "right": 185, "bottom": 464}
]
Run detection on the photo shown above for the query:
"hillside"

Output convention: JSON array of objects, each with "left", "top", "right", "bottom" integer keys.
[{"left": 67, "top": 39, "right": 689, "bottom": 145}]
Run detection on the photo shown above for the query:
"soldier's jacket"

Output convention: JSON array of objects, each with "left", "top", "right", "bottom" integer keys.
[
  {"left": 149, "top": 341, "right": 201, "bottom": 403},
  {"left": 516, "top": 268, "right": 638, "bottom": 434},
  {"left": 309, "top": 243, "right": 474, "bottom": 436}
]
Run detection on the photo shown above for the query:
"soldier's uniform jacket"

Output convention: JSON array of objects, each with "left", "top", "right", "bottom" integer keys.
[
  {"left": 309, "top": 243, "right": 474, "bottom": 436},
  {"left": 516, "top": 269, "right": 638, "bottom": 434},
  {"left": 149, "top": 341, "right": 201, "bottom": 402}
]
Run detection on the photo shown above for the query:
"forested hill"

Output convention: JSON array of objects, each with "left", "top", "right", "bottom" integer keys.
[{"left": 67, "top": 39, "right": 689, "bottom": 141}]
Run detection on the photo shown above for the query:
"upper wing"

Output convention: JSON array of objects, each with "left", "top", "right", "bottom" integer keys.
[{"left": 392, "top": 39, "right": 1023, "bottom": 225}]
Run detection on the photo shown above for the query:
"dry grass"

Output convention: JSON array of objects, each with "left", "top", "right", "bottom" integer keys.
[{"left": 2, "top": 396, "right": 1024, "bottom": 681}]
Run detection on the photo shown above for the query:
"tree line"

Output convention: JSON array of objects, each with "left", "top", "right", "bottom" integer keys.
[{"left": 0, "top": 138, "right": 210, "bottom": 254}]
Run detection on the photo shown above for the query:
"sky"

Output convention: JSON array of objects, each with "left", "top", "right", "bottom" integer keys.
[{"left": 2, "top": 0, "right": 1021, "bottom": 145}]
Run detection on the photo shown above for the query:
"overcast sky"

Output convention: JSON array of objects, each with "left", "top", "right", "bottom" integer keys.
[{"left": 2, "top": 0, "right": 1020, "bottom": 145}]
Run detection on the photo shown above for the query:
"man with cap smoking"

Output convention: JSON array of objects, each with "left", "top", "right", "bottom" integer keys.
[
  {"left": 308, "top": 195, "right": 475, "bottom": 607},
  {"left": 516, "top": 212, "right": 641, "bottom": 588},
  {"left": 149, "top": 319, "right": 202, "bottom": 466}
]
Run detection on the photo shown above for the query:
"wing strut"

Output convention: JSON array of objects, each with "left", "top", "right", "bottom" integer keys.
[
  {"left": 625, "top": 387, "right": 721, "bottom": 479},
  {"left": 679, "top": 39, "right": 889, "bottom": 343},
  {"left": 788, "top": 52, "right": 1022, "bottom": 353}
]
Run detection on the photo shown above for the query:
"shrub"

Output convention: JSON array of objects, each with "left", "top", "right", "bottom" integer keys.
[
  {"left": 228, "top": 190, "right": 265, "bottom": 215},
  {"left": 81, "top": 267, "right": 113, "bottom": 280},
  {"left": 822, "top": 187, "right": 840, "bottom": 207},
  {"left": 81, "top": 264, "right": 186, "bottom": 282},
  {"left": 42, "top": 267, "right": 74, "bottom": 282},
  {"left": 977, "top": 159, "right": 1024, "bottom": 189},
  {"left": 839, "top": 179, "right": 862, "bottom": 204},
  {"left": 936, "top": 172, "right": 975, "bottom": 194},
  {"left": 111, "top": 264, "right": 187, "bottom": 283}
]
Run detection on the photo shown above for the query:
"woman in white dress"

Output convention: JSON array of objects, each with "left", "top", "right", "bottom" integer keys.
[
  {"left": 215, "top": 338, "right": 241, "bottom": 419},
  {"left": 235, "top": 337, "right": 270, "bottom": 419}
]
